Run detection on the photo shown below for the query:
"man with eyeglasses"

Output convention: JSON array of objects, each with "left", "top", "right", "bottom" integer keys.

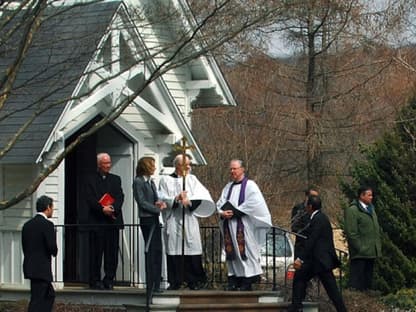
[
  {"left": 217, "top": 159, "right": 272, "bottom": 291},
  {"left": 83, "top": 153, "right": 124, "bottom": 290}
]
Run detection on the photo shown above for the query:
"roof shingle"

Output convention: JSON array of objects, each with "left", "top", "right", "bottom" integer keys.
[{"left": 0, "top": 1, "right": 121, "bottom": 163}]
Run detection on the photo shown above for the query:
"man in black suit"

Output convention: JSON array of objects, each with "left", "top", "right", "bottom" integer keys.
[
  {"left": 22, "top": 195, "right": 58, "bottom": 312},
  {"left": 84, "top": 152, "right": 124, "bottom": 290},
  {"left": 289, "top": 195, "right": 347, "bottom": 312}
]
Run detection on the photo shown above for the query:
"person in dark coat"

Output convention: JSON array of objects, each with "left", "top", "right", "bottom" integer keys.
[
  {"left": 133, "top": 156, "right": 167, "bottom": 293},
  {"left": 289, "top": 195, "right": 347, "bottom": 312},
  {"left": 22, "top": 195, "right": 58, "bottom": 312},
  {"left": 84, "top": 152, "right": 124, "bottom": 290},
  {"left": 291, "top": 187, "right": 319, "bottom": 259}
]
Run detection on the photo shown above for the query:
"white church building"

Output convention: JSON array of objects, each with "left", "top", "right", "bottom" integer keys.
[{"left": 0, "top": 0, "right": 236, "bottom": 289}]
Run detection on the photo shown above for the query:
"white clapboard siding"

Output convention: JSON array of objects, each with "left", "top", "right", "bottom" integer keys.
[
  {"left": 0, "top": 0, "right": 235, "bottom": 290},
  {"left": 1, "top": 165, "right": 35, "bottom": 228},
  {"left": 136, "top": 13, "right": 191, "bottom": 119},
  {"left": 0, "top": 164, "right": 36, "bottom": 286},
  {"left": 0, "top": 229, "right": 25, "bottom": 286}
]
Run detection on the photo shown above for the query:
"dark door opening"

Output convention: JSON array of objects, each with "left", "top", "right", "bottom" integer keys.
[
  {"left": 64, "top": 119, "right": 135, "bottom": 284},
  {"left": 64, "top": 122, "right": 98, "bottom": 283}
]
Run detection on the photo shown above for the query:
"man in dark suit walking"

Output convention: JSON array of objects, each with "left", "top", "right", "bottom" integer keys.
[
  {"left": 22, "top": 195, "right": 58, "bottom": 312},
  {"left": 84, "top": 152, "right": 124, "bottom": 290},
  {"left": 289, "top": 195, "right": 347, "bottom": 312}
]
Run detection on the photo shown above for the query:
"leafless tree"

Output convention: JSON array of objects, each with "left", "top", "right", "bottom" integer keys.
[
  {"left": 0, "top": 0, "right": 290, "bottom": 209},
  {"left": 192, "top": 0, "right": 416, "bottom": 225}
]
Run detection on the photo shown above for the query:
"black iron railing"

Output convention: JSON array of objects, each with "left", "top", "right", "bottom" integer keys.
[{"left": 54, "top": 224, "right": 346, "bottom": 300}]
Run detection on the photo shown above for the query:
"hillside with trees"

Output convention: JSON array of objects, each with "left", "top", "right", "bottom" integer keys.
[
  {"left": 190, "top": 0, "right": 416, "bottom": 229},
  {"left": 193, "top": 46, "right": 416, "bottom": 227},
  {"left": 190, "top": 1, "right": 416, "bottom": 297}
]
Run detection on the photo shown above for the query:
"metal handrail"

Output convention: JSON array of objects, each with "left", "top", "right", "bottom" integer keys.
[{"left": 53, "top": 223, "right": 345, "bottom": 297}]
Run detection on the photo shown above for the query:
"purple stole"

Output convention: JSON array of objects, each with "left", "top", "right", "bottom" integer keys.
[{"left": 223, "top": 177, "right": 248, "bottom": 261}]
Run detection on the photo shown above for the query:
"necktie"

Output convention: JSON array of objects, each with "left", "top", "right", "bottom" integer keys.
[{"left": 148, "top": 179, "right": 158, "bottom": 202}]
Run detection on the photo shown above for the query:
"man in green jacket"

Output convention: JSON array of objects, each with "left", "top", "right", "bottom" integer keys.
[{"left": 344, "top": 185, "right": 381, "bottom": 291}]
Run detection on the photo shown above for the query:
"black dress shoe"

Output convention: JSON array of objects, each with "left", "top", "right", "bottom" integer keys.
[
  {"left": 89, "top": 281, "right": 104, "bottom": 290},
  {"left": 240, "top": 285, "right": 252, "bottom": 291},
  {"left": 103, "top": 281, "right": 114, "bottom": 290},
  {"left": 153, "top": 288, "right": 164, "bottom": 293},
  {"left": 225, "top": 285, "right": 238, "bottom": 291},
  {"left": 167, "top": 284, "right": 180, "bottom": 290},
  {"left": 240, "top": 283, "right": 252, "bottom": 291},
  {"left": 287, "top": 304, "right": 303, "bottom": 312},
  {"left": 197, "top": 281, "right": 207, "bottom": 290},
  {"left": 188, "top": 283, "right": 200, "bottom": 290}
]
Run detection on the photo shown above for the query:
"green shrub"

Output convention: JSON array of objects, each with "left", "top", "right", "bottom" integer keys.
[
  {"left": 382, "top": 288, "right": 416, "bottom": 310},
  {"left": 340, "top": 96, "right": 416, "bottom": 294}
]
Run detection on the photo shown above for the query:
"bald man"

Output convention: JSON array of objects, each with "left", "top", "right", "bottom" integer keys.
[{"left": 83, "top": 153, "right": 124, "bottom": 290}]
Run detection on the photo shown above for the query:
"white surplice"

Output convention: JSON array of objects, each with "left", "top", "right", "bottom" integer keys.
[
  {"left": 159, "top": 174, "right": 215, "bottom": 255},
  {"left": 217, "top": 179, "right": 272, "bottom": 278}
]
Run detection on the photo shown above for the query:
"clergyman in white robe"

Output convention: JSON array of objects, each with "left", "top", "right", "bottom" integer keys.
[
  {"left": 159, "top": 157, "right": 215, "bottom": 290},
  {"left": 217, "top": 159, "right": 272, "bottom": 291}
]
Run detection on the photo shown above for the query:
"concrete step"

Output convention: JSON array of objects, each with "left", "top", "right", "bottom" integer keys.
[
  {"left": 178, "top": 302, "right": 286, "bottom": 311},
  {"left": 124, "top": 303, "right": 177, "bottom": 312},
  {"left": 173, "top": 290, "right": 284, "bottom": 304},
  {"left": 177, "top": 302, "right": 319, "bottom": 312},
  {"left": 0, "top": 287, "right": 319, "bottom": 312},
  {"left": 173, "top": 291, "right": 318, "bottom": 312}
]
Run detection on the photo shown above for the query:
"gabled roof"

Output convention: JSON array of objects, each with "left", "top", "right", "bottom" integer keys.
[
  {"left": 0, "top": 0, "right": 237, "bottom": 165},
  {"left": 0, "top": 1, "right": 120, "bottom": 163},
  {"left": 174, "top": 0, "right": 237, "bottom": 109}
]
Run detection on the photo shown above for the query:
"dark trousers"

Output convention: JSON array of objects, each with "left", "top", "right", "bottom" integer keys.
[
  {"left": 349, "top": 258, "right": 375, "bottom": 291},
  {"left": 290, "top": 264, "right": 347, "bottom": 312},
  {"left": 28, "top": 279, "right": 55, "bottom": 312},
  {"left": 89, "top": 227, "right": 120, "bottom": 284},
  {"left": 167, "top": 254, "right": 206, "bottom": 287},
  {"left": 140, "top": 217, "right": 162, "bottom": 290},
  {"left": 227, "top": 275, "right": 260, "bottom": 291}
]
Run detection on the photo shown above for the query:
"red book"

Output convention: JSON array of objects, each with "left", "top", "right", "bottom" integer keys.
[
  {"left": 98, "top": 193, "right": 115, "bottom": 207},
  {"left": 99, "top": 193, "right": 116, "bottom": 220}
]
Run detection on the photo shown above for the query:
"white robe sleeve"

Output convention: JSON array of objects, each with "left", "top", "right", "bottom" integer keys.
[{"left": 187, "top": 175, "right": 216, "bottom": 217}]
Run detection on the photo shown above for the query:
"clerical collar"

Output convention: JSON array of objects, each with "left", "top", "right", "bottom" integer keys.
[
  {"left": 232, "top": 177, "right": 245, "bottom": 185},
  {"left": 97, "top": 171, "right": 107, "bottom": 179},
  {"left": 171, "top": 172, "right": 186, "bottom": 178}
]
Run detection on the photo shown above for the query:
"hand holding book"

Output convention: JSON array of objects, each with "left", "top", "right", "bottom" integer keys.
[
  {"left": 99, "top": 193, "right": 116, "bottom": 220},
  {"left": 220, "top": 201, "right": 236, "bottom": 212},
  {"left": 220, "top": 201, "right": 245, "bottom": 218}
]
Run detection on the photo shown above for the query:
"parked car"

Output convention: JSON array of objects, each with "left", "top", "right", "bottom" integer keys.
[{"left": 260, "top": 229, "right": 295, "bottom": 281}]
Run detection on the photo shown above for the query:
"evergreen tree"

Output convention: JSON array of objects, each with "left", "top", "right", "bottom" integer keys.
[{"left": 340, "top": 96, "right": 416, "bottom": 294}]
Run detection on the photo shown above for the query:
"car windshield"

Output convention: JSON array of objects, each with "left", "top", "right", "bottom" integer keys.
[{"left": 262, "top": 233, "right": 293, "bottom": 258}]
